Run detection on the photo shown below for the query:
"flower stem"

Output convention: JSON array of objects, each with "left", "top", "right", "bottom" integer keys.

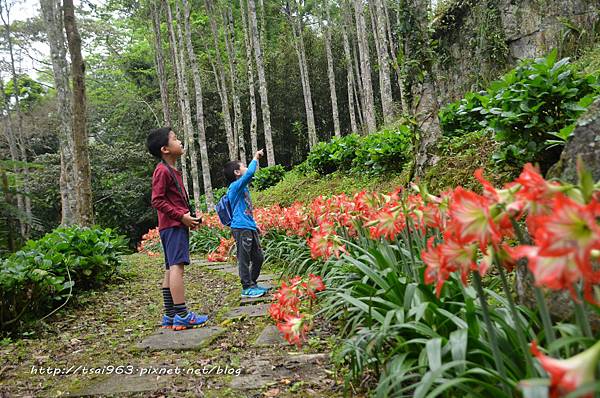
[
  {"left": 472, "top": 271, "right": 510, "bottom": 393},
  {"left": 496, "top": 260, "right": 535, "bottom": 376},
  {"left": 573, "top": 285, "right": 593, "bottom": 339},
  {"left": 533, "top": 287, "right": 556, "bottom": 348}
]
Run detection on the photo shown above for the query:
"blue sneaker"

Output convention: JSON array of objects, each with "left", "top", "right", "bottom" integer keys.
[
  {"left": 241, "top": 287, "right": 265, "bottom": 298},
  {"left": 255, "top": 284, "right": 271, "bottom": 292},
  {"left": 161, "top": 314, "right": 174, "bottom": 329},
  {"left": 173, "top": 311, "right": 209, "bottom": 330}
]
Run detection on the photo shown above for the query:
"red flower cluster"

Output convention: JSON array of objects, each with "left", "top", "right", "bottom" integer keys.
[
  {"left": 207, "top": 237, "right": 235, "bottom": 262},
  {"left": 269, "top": 274, "right": 326, "bottom": 347},
  {"left": 137, "top": 228, "right": 162, "bottom": 257},
  {"left": 421, "top": 164, "right": 600, "bottom": 301}
]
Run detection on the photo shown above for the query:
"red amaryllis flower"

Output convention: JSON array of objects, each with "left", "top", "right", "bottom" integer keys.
[
  {"left": 448, "top": 187, "right": 503, "bottom": 250},
  {"left": 529, "top": 340, "right": 600, "bottom": 398},
  {"left": 366, "top": 208, "right": 405, "bottom": 240},
  {"left": 277, "top": 314, "right": 311, "bottom": 347},
  {"left": 509, "top": 245, "right": 582, "bottom": 297},
  {"left": 422, "top": 237, "right": 452, "bottom": 297},
  {"left": 273, "top": 281, "right": 301, "bottom": 308},
  {"left": 440, "top": 233, "right": 480, "bottom": 283},
  {"left": 301, "top": 274, "right": 326, "bottom": 300},
  {"left": 269, "top": 301, "right": 298, "bottom": 322}
]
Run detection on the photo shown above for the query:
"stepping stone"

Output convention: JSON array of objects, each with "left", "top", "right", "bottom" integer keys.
[
  {"left": 230, "top": 353, "right": 331, "bottom": 390},
  {"left": 254, "top": 325, "right": 286, "bottom": 346},
  {"left": 136, "top": 326, "right": 224, "bottom": 351},
  {"left": 191, "top": 259, "right": 227, "bottom": 266},
  {"left": 206, "top": 264, "right": 234, "bottom": 270},
  {"left": 257, "top": 274, "right": 276, "bottom": 282},
  {"left": 240, "top": 294, "right": 273, "bottom": 305},
  {"left": 71, "top": 372, "right": 169, "bottom": 396},
  {"left": 225, "top": 303, "right": 270, "bottom": 319}
]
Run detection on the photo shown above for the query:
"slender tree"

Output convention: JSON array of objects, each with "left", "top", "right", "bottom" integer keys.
[
  {"left": 247, "top": 0, "right": 275, "bottom": 165},
  {"left": 0, "top": 0, "right": 31, "bottom": 237},
  {"left": 63, "top": 0, "right": 94, "bottom": 226},
  {"left": 353, "top": 0, "right": 376, "bottom": 132},
  {"left": 321, "top": 0, "right": 340, "bottom": 137},
  {"left": 341, "top": 21, "right": 358, "bottom": 133},
  {"left": 371, "top": 0, "right": 394, "bottom": 124},
  {"left": 150, "top": 0, "right": 172, "bottom": 126},
  {"left": 287, "top": 0, "right": 317, "bottom": 149},
  {"left": 39, "top": 0, "right": 77, "bottom": 225},
  {"left": 182, "top": 0, "right": 214, "bottom": 208},
  {"left": 224, "top": 5, "right": 246, "bottom": 162},
  {"left": 205, "top": 0, "right": 236, "bottom": 160},
  {"left": 241, "top": 0, "right": 258, "bottom": 155},
  {"left": 174, "top": 0, "right": 202, "bottom": 208}
]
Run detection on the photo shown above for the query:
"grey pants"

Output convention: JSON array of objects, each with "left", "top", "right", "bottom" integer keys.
[{"left": 232, "top": 228, "right": 264, "bottom": 289}]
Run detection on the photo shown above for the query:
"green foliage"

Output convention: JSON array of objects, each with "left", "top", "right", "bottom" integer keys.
[
  {"left": 0, "top": 225, "right": 128, "bottom": 332},
  {"left": 252, "top": 165, "right": 287, "bottom": 191},
  {"left": 189, "top": 226, "right": 230, "bottom": 255},
  {"left": 252, "top": 169, "right": 410, "bottom": 209},
  {"left": 439, "top": 50, "right": 600, "bottom": 170},
  {"left": 423, "top": 130, "right": 519, "bottom": 194},
  {"left": 195, "top": 187, "right": 228, "bottom": 213},
  {"left": 304, "top": 125, "right": 413, "bottom": 176}
]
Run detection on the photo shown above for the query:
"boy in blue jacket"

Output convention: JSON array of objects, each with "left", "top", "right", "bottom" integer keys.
[{"left": 223, "top": 149, "right": 270, "bottom": 298}]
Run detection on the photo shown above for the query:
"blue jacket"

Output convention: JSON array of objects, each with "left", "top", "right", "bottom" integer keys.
[{"left": 227, "top": 159, "right": 258, "bottom": 230}]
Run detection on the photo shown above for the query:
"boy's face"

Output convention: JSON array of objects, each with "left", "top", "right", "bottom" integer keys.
[
  {"left": 161, "top": 131, "right": 184, "bottom": 157},
  {"left": 234, "top": 162, "right": 247, "bottom": 179}
]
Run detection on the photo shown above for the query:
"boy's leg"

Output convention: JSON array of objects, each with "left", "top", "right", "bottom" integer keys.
[
  {"left": 169, "top": 264, "right": 188, "bottom": 316},
  {"left": 162, "top": 270, "right": 176, "bottom": 318},
  {"left": 249, "top": 230, "right": 264, "bottom": 286},
  {"left": 232, "top": 229, "right": 254, "bottom": 289}
]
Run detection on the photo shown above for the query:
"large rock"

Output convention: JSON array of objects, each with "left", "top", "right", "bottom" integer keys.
[{"left": 547, "top": 99, "right": 600, "bottom": 183}]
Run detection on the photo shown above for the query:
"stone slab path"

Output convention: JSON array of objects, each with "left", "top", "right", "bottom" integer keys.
[
  {"left": 137, "top": 326, "right": 225, "bottom": 351},
  {"left": 1, "top": 254, "right": 343, "bottom": 397}
]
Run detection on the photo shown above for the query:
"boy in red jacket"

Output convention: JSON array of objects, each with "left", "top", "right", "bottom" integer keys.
[{"left": 147, "top": 127, "right": 208, "bottom": 330}]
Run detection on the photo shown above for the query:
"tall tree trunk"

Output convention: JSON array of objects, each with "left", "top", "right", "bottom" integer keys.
[
  {"left": 353, "top": 0, "right": 376, "bottom": 133},
  {"left": 166, "top": 0, "right": 201, "bottom": 209},
  {"left": 371, "top": 0, "right": 394, "bottom": 124},
  {"left": 63, "top": 0, "right": 94, "bottom": 226},
  {"left": 40, "top": 0, "right": 77, "bottom": 226},
  {"left": 151, "top": 0, "right": 172, "bottom": 126},
  {"left": 321, "top": 0, "right": 340, "bottom": 137},
  {"left": 341, "top": 22, "right": 358, "bottom": 133},
  {"left": 224, "top": 5, "right": 246, "bottom": 163},
  {"left": 0, "top": 1, "right": 31, "bottom": 237},
  {"left": 0, "top": 76, "right": 24, "bottom": 237},
  {"left": 247, "top": 0, "right": 275, "bottom": 165},
  {"left": 205, "top": 0, "right": 236, "bottom": 161},
  {"left": 182, "top": 0, "right": 214, "bottom": 209},
  {"left": 241, "top": 0, "right": 258, "bottom": 156},
  {"left": 288, "top": 0, "right": 317, "bottom": 149},
  {"left": 352, "top": 36, "right": 366, "bottom": 129}
]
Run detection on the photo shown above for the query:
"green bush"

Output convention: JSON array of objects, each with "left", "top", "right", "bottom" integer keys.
[
  {"left": 189, "top": 226, "right": 230, "bottom": 254},
  {"left": 304, "top": 126, "right": 412, "bottom": 176},
  {"left": 195, "top": 187, "right": 228, "bottom": 213},
  {"left": 305, "top": 133, "right": 361, "bottom": 175},
  {"left": 252, "top": 165, "right": 287, "bottom": 191},
  {"left": 0, "top": 225, "right": 128, "bottom": 332},
  {"left": 352, "top": 125, "right": 412, "bottom": 175},
  {"left": 439, "top": 49, "right": 600, "bottom": 170}
]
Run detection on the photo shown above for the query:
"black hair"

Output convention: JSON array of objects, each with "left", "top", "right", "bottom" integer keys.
[
  {"left": 223, "top": 160, "right": 242, "bottom": 184},
  {"left": 146, "top": 127, "right": 172, "bottom": 159}
]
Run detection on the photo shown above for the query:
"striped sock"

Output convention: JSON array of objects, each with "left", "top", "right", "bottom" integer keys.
[
  {"left": 173, "top": 303, "right": 188, "bottom": 318},
  {"left": 162, "top": 288, "right": 175, "bottom": 318}
]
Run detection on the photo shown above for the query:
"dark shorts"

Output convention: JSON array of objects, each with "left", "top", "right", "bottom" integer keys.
[{"left": 159, "top": 227, "right": 190, "bottom": 270}]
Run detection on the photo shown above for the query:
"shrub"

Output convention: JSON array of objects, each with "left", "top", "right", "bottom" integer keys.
[
  {"left": 439, "top": 49, "right": 600, "bottom": 170},
  {"left": 303, "top": 126, "right": 413, "bottom": 176},
  {"left": 252, "top": 165, "right": 287, "bottom": 191},
  {"left": 305, "top": 133, "right": 361, "bottom": 175},
  {"left": 195, "top": 187, "right": 228, "bottom": 213},
  {"left": 352, "top": 125, "right": 412, "bottom": 175},
  {"left": 189, "top": 226, "right": 230, "bottom": 255},
  {"left": 0, "top": 225, "right": 128, "bottom": 332}
]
